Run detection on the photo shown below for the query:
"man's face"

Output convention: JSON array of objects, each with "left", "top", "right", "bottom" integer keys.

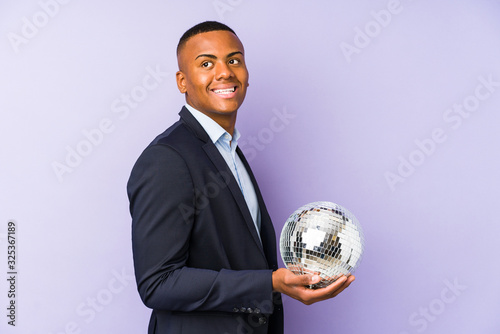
[{"left": 176, "top": 30, "right": 249, "bottom": 119}]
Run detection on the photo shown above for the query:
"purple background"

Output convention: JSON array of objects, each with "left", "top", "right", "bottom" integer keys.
[{"left": 1, "top": 0, "right": 499, "bottom": 333}]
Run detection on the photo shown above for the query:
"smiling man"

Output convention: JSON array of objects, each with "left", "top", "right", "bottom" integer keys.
[
  {"left": 175, "top": 26, "right": 247, "bottom": 135},
  {"left": 127, "top": 21, "right": 354, "bottom": 334}
]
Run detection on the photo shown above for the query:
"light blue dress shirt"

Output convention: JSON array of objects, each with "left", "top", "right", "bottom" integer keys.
[{"left": 184, "top": 104, "right": 261, "bottom": 239}]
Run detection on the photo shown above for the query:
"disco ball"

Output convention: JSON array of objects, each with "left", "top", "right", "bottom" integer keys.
[{"left": 280, "top": 201, "right": 365, "bottom": 289}]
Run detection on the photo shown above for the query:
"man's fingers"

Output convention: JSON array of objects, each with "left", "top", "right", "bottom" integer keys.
[
  {"left": 327, "top": 275, "right": 355, "bottom": 298},
  {"left": 305, "top": 275, "right": 350, "bottom": 300},
  {"left": 323, "top": 275, "right": 347, "bottom": 294}
]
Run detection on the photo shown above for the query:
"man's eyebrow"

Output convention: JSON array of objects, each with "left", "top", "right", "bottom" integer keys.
[
  {"left": 195, "top": 51, "right": 243, "bottom": 60},
  {"left": 227, "top": 51, "right": 243, "bottom": 58},
  {"left": 195, "top": 54, "right": 216, "bottom": 60}
]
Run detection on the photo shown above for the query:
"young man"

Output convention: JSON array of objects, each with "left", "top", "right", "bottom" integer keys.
[{"left": 127, "top": 21, "right": 354, "bottom": 334}]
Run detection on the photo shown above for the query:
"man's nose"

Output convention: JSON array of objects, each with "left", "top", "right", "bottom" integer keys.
[{"left": 215, "top": 61, "right": 234, "bottom": 80}]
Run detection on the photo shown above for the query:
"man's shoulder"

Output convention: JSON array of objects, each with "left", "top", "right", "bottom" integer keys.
[
  {"left": 151, "top": 116, "right": 194, "bottom": 141},
  {"left": 130, "top": 118, "right": 201, "bottom": 172},
  {"left": 150, "top": 119, "right": 185, "bottom": 145},
  {"left": 143, "top": 116, "right": 204, "bottom": 155}
]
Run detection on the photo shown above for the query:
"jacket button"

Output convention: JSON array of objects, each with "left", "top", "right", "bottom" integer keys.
[
  {"left": 254, "top": 308, "right": 261, "bottom": 314},
  {"left": 240, "top": 307, "right": 246, "bottom": 313},
  {"left": 233, "top": 307, "right": 239, "bottom": 312},
  {"left": 258, "top": 316, "right": 267, "bottom": 325}
]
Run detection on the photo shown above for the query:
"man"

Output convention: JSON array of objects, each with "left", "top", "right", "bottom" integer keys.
[{"left": 127, "top": 21, "right": 354, "bottom": 334}]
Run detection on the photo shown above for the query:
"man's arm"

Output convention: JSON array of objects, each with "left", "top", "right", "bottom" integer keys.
[{"left": 127, "top": 144, "right": 273, "bottom": 313}]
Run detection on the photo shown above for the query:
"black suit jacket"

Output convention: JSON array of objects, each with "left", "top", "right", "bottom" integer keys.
[{"left": 127, "top": 107, "right": 284, "bottom": 333}]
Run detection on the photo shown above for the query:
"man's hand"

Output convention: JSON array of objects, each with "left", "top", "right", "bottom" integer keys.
[{"left": 272, "top": 268, "right": 355, "bottom": 305}]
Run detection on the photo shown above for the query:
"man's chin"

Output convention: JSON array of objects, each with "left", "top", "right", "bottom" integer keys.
[
  {"left": 211, "top": 102, "right": 242, "bottom": 114},
  {"left": 212, "top": 109, "right": 238, "bottom": 116}
]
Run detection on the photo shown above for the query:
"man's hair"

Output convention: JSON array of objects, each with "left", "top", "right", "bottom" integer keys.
[{"left": 177, "top": 21, "right": 237, "bottom": 55}]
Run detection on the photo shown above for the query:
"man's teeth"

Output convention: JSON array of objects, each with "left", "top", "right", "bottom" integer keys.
[{"left": 213, "top": 87, "right": 235, "bottom": 94}]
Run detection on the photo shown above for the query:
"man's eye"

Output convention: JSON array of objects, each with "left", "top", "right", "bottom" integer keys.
[
  {"left": 202, "top": 61, "right": 212, "bottom": 68},
  {"left": 229, "top": 59, "right": 240, "bottom": 65}
]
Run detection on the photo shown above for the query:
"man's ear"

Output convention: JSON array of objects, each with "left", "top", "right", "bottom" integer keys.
[{"left": 176, "top": 71, "right": 187, "bottom": 93}]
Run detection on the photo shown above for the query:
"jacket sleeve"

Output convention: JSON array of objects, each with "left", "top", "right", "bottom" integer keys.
[{"left": 127, "top": 144, "right": 274, "bottom": 313}]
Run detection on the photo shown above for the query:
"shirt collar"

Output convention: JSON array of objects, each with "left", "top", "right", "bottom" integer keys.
[{"left": 184, "top": 104, "right": 240, "bottom": 145}]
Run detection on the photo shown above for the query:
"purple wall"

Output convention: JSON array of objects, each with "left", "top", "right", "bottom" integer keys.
[{"left": 1, "top": 0, "right": 499, "bottom": 333}]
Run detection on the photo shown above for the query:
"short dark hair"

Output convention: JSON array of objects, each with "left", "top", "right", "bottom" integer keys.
[{"left": 177, "top": 21, "right": 237, "bottom": 55}]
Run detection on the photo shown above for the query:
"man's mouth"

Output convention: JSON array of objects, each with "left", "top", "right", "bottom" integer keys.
[{"left": 212, "top": 86, "right": 237, "bottom": 96}]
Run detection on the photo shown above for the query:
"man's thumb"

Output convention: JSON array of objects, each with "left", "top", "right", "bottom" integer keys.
[
  {"left": 296, "top": 274, "right": 321, "bottom": 285},
  {"left": 310, "top": 275, "right": 321, "bottom": 284}
]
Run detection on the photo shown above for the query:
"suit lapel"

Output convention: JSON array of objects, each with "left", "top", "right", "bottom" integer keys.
[
  {"left": 203, "top": 143, "right": 266, "bottom": 258},
  {"left": 237, "top": 147, "right": 278, "bottom": 270},
  {"left": 179, "top": 107, "right": 267, "bottom": 260}
]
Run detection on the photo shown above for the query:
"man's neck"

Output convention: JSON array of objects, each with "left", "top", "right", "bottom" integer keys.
[
  {"left": 188, "top": 104, "right": 237, "bottom": 136},
  {"left": 210, "top": 114, "right": 236, "bottom": 136}
]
